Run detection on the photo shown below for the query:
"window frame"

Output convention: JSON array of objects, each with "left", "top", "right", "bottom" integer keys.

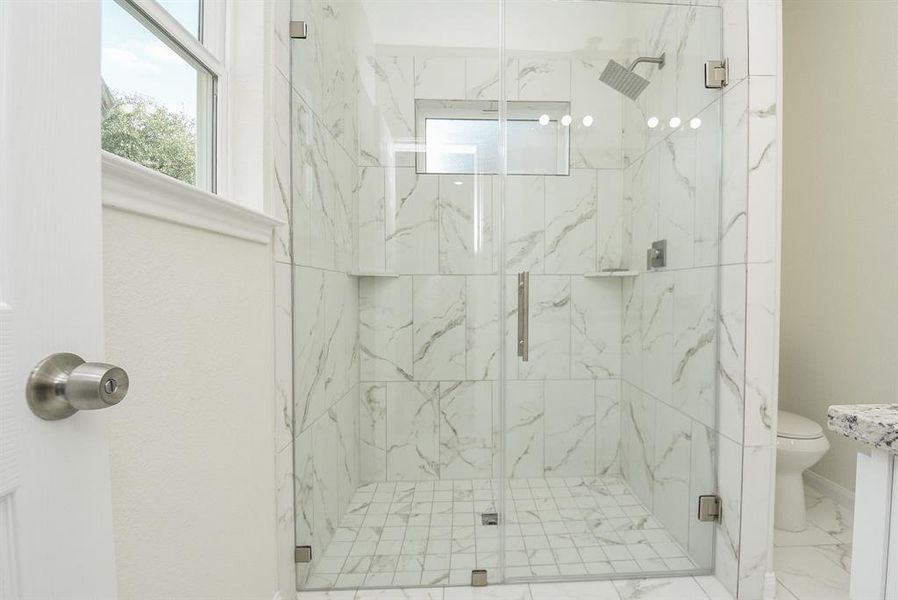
[{"left": 106, "top": 0, "right": 229, "bottom": 195}]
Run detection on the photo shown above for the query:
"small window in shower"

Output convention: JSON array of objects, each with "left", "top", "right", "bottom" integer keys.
[{"left": 415, "top": 99, "right": 571, "bottom": 175}]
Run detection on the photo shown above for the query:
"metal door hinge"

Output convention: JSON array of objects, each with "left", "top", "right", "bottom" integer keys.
[
  {"left": 697, "top": 495, "right": 721, "bottom": 522},
  {"left": 704, "top": 59, "right": 728, "bottom": 89},
  {"left": 471, "top": 569, "right": 488, "bottom": 587},
  {"left": 290, "top": 21, "right": 308, "bottom": 39},
  {"left": 295, "top": 545, "right": 312, "bottom": 563},
  {"left": 481, "top": 512, "right": 499, "bottom": 526}
]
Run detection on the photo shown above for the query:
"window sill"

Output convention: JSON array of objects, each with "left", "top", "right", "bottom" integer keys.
[{"left": 101, "top": 151, "right": 282, "bottom": 244}]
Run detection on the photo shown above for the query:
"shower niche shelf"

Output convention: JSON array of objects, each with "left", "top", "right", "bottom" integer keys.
[
  {"left": 349, "top": 271, "right": 400, "bottom": 278},
  {"left": 583, "top": 270, "right": 638, "bottom": 278}
]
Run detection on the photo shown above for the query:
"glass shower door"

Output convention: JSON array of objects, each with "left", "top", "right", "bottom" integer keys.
[
  {"left": 290, "top": 0, "right": 724, "bottom": 590},
  {"left": 499, "top": 0, "right": 722, "bottom": 581},
  {"left": 291, "top": 0, "right": 505, "bottom": 590}
]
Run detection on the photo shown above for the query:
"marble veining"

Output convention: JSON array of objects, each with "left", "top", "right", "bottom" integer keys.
[
  {"left": 287, "top": 2, "right": 745, "bottom": 593},
  {"left": 387, "top": 170, "right": 439, "bottom": 274},
  {"left": 545, "top": 170, "right": 598, "bottom": 275},
  {"left": 360, "top": 277, "right": 414, "bottom": 382},
  {"left": 369, "top": 55, "right": 415, "bottom": 143},
  {"left": 360, "top": 383, "right": 387, "bottom": 482},
  {"left": 652, "top": 404, "right": 692, "bottom": 549},
  {"left": 386, "top": 381, "right": 440, "bottom": 480},
  {"left": 438, "top": 381, "right": 494, "bottom": 478},
  {"left": 413, "top": 276, "right": 466, "bottom": 380},
  {"left": 775, "top": 489, "right": 853, "bottom": 600},
  {"left": 303, "top": 476, "right": 699, "bottom": 591},
  {"left": 519, "top": 276, "right": 571, "bottom": 380},
  {"left": 439, "top": 175, "right": 494, "bottom": 275},
  {"left": 505, "top": 175, "right": 546, "bottom": 273},
  {"left": 544, "top": 381, "right": 596, "bottom": 475},
  {"left": 571, "top": 278, "right": 621, "bottom": 379},
  {"left": 505, "top": 381, "right": 545, "bottom": 478},
  {"left": 465, "top": 276, "right": 500, "bottom": 381}
]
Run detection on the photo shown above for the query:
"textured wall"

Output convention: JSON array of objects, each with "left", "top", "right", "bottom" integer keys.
[
  {"left": 102, "top": 208, "right": 278, "bottom": 599},
  {"left": 781, "top": 0, "right": 898, "bottom": 492}
]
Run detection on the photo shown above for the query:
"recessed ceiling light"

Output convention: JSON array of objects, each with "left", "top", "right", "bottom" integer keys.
[
  {"left": 669, "top": 116, "right": 682, "bottom": 128},
  {"left": 690, "top": 117, "right": 702, "bottom": 129},
  {"left": 538, "top": 114, "right": 550, "bottom": 126},
  {"left": 647, "top": 116, "right": 659, "bottom": 128},
  {"left": 561, "top": 114, "right": 572, "bottom": 127},
  {"left": 582, "top": 115, "right": 594, "bottom": 127}
]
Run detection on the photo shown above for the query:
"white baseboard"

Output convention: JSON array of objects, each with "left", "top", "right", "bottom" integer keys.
[{"left": 804, "top": 469, "right": 855, "bottom": 510}]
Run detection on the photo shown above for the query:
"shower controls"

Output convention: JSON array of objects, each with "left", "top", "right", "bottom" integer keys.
[
  {"left": 517, "top": 272, "right": 530, "bottom": 362},
  {"left": 704, "top": 59, "right": 729, "bottom": 89},
  {"left": 647, "top": 240, "right": 667, "bottom": 270},
  {"left": 481, "top": 512, "right": 499, "bottom": 526},
  {"left": 26, "top": 353, "right": 129, "bottom": 421}
]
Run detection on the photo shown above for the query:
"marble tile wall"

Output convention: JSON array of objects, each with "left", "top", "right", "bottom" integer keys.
[
  {"left": 358, "top": 378, "right": 623, "bottom": 483},
  {"left": 617, "top": 0, "right": 782, "bottom": 597},
  {"left": 351, "top": 1, "right": 739, "bottom": 584},
  {"left": 275, "top": 0, "right": 780, "bottom": 596},
  {"left": 615, "top": 3, "right": 724, "bottom": 573},
  {"left": 287, "top": 0, "right": 374, "bottom": 588},
  {"left": 356, "top": 52, "right": 627, "bottom": 487}
]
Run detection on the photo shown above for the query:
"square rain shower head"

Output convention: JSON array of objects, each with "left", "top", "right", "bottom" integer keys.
[{"left": 599, "top": 59, "right": 651, "bottom": 101}]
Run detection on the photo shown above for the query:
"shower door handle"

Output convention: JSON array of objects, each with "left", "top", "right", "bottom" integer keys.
[{"left": 517, "top": 271, "right": 529, "bottom": 362}]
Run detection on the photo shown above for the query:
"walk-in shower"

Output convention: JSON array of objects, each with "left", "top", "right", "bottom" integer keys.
[{"left": 288, "top": 0, "right": 724, "bottom": 592}]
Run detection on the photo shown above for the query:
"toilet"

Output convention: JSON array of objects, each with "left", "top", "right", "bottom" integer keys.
[{"left": 775, "top": 410, "right": 830, "bottom": 531}]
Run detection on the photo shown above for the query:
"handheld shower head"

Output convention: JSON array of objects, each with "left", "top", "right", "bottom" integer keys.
[{"left": 599, "top": 52, "right": 666, "bottom": 101}]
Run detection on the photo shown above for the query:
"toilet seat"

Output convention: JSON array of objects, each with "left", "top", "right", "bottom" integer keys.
[{"left": 777, "top": 410, "right": 823, "bottom": 440}]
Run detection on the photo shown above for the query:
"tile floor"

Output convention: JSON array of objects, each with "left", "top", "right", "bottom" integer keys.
[
  {"left": 297, "top": 575, "right": 734, "bottom": 599},
  {"left": 774, "top": 486, "right": 853, "bottom": 600},
  {"left": 304, "top": 476, "right": 699, "bottom": 591}
]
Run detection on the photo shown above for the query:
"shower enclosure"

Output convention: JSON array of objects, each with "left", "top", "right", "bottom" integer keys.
[{"left": 290, "top": 0, "right": 723, "bottom": 590}]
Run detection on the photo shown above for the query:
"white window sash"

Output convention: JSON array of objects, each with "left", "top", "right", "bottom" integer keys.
[{"left": 113, "top": 0, "right": 229, "bottom": 196}]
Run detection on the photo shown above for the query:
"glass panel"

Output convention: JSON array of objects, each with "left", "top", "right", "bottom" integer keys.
[
  {"left": 416, "top": 100, "right": 569, "bottom": 175},
  {"left": 501, "top": 0, "right": 722, "bottom": 582},
  {"left": 101, "top": 0, "right": 214, "bottom": 189},
  {"left": 158, "top": 0, "right": 202, "bottom": 39},
  {"left": 290, "top": 0, "right": 501, "bottom": 592},
  {"left": 289, "top": 0, "right": 724, "bottom": 592},
  {"left": 506, "top": 119, "right": 563, "bottom": 175},
  {"left": 425, "top": 118, "right": 498, "bottom": 174}
]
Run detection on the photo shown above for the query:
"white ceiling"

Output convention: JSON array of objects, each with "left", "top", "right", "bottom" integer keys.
[{"left": 359, "top": 0, "right": 644, "bottom": 56}]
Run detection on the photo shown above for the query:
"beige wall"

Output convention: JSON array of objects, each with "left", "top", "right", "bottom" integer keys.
[
  {"left": 781, "top": 0, "right": 898, "bottom": 491},
  {"left": 102, "top": 208, "right": 279, "bottom": 598}
]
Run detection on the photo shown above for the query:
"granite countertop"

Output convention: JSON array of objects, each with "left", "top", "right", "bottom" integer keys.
[{"left": 828, "top": 404, "right": 898, "bottom": 453}]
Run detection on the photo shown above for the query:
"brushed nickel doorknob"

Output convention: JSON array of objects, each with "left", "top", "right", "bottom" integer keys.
[{"left": 26, "top": 353, "right": 129, "bottom": 420}]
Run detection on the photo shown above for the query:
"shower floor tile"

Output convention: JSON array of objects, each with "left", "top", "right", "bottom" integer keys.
[{"left": 302, "top": 476, "right": 698, "bottom": 591}]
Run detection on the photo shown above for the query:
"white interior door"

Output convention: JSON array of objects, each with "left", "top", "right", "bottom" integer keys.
[{"left": 0, "top": 0, "right": 118, "bottom": 597}]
